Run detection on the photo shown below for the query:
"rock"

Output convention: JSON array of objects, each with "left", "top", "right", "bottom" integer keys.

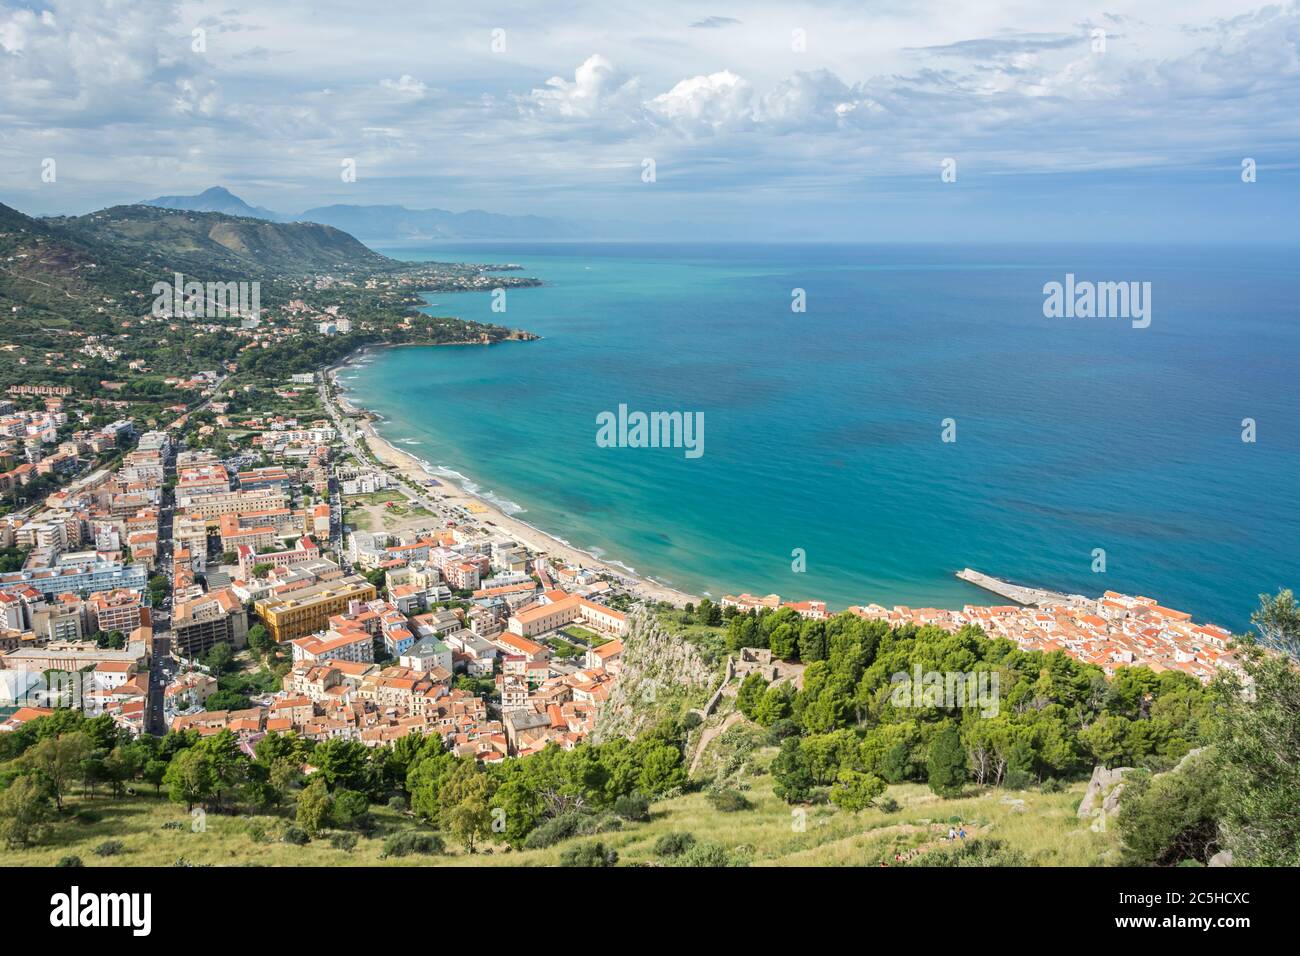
[
  {"left": 1208, "top": 850, "right": 1233, "bottom": 867},
  {"left": 1077, "top": 764, "right": 1133, "bottom": 818}
]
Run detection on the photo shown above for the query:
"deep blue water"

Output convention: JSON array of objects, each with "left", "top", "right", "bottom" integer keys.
[{"left": 343, "top": 242, "right": 1300, "bottom": 631}]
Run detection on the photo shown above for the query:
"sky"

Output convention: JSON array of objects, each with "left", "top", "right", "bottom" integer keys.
[{"left": 1, "top": 0, "right": 1298, "bottom": 240}]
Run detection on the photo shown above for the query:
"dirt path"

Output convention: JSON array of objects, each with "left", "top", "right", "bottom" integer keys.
[{"left": 689, "top": 711, "right": 745, "bottom": 775}]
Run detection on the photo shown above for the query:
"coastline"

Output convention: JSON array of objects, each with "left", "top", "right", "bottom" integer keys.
[{"left": 324, "top": 346, "right": 700, "bottom": 607}]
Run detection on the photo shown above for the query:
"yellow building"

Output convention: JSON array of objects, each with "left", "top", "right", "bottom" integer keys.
[{"left": 255, "top": 576, "right": 377, "bottom": 643}]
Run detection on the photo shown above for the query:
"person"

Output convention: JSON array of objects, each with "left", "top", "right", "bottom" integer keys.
[
  {"left": 948, "top": 827, "right": 956, "bottom": 841},
  {"left": 959, "top": 827, "right": 966, "bottom": 839}
]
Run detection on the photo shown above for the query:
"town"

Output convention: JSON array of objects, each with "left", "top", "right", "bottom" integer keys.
[{"left": 0, "top": 358, "right": 1245, "bottom": 763}]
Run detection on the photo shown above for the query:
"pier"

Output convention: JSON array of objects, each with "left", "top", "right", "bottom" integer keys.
[{"left": 955, "top": 568, "right": 1088, "bottom": 608}]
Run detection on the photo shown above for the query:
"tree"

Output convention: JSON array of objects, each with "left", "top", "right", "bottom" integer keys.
[
  {"left": 1117, "top": 749, "right": 1222, "bottom": 865},
  {"left": 1250, "top": 588, "right": 1300, "bottom": 659},
  {"left": 772, "top": 738, "right": 815, "bottom": 803},
  {"left": 736, "top": 672, "right": 768, "bottom": 719},
  {"left": 247, "top": 624, "right": 272, "bottom": 656},
  {"left": 829, "top": 769, "right": 887, "bottom": 812},
  {"left": 637, "top": 744, "right": 686, "bottom": 795},
  {"left": 1213, "top": 636, "right": 1300, "bottom": 865},
  {"left": 164, "top": 748, "right": 214, "bottom": 811},
  {"left": 439, "top": 763, "right": 495, "bottom": 852},
  {"left": 927, "top": 725, "right": 967, "bottom": 798},
  {"left": 296, "top": 777, "right": 333, "bottom": 836},
  {"left": 0, "top": 775, "right": 55, "bottom": 848},
  {"left": 202, "top": 642, "right": 234, "bottom": 676},
  {"left": 23, "top": 732, "right": 92, "bottom": 811},
  {"left": 331, "top": 789, "right": 371, "bottom": 830}
]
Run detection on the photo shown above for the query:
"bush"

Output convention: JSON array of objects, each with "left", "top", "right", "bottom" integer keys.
[
  {"left": 381, "top": 831, "right": 445, "bottom": 858},
  {"left": 330, "top": 832, "right": 359, "bottom": 851},
  {"left": 387, "top": 795, "right": 408, "bottom": 812},
  {"left": 766, "top": 718, "right": 801, "bottom": 744},
  {"left": 707, "top": 788, "right": 752, "bottom": 813},
  {"left": 654, "top": 832, "right": 697, "bottom": 858},
  {"left": 675, "top": 841, "right": 746, "bottom": 867},
  {"left": 161, "top": 820, "right": 184, "bottom": 830},
  {"left": 56, "top": 855, "right": 83, "bottom": 867},
  {"left": 559, "top": 841, "right": 618, "bottom": 867},
  {"left": 613, "top": 792, "right": 651, "bottom": 822},
  {"left": 1040, "top": 777, "right": 1065, "bottom": 794},
  {"left": 282, "top": 826, "right": 310, "bottom": 846},
  {"left": 522, "top": 812, "right": 622, "bottom": 850},
  {"left": 901, "top": 839, "right": 1027, "bottom": 867},
  {"left": 878, "top": 797, "right": 901, "bottom": 814},
  {"left": 93, "top": 840, "right": 125, "bottom": 857}
]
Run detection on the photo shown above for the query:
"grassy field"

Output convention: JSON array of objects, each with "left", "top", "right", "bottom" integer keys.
[{"left": 0, "top": 757, "right": 1115, "bottom": 868}]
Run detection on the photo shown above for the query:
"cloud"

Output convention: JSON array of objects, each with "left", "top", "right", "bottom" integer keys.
[
  {"left": 524, "top": 54, "right": 641, "bottom": 119},
  {"left": 648, "top": 70, "right": 755, "bottom": 133},
  {"left": 690, "top": 16, "right": 742, "bottom": 29},
  {"left": 380, "top": 74, "right": 428, "bottom": 97}
]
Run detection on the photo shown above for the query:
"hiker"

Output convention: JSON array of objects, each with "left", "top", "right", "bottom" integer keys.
[
  {"left": 947, "top": 827, "right": 956, "bottom": 841},
  {"left": 959, "top": 828, "right": 967, "bottom": 840}
]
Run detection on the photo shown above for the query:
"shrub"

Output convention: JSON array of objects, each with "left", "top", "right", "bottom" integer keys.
[
  {"left": 56, "top": 855, "right": 83, "bottom": 867},
  {"left": 161, "top": 820, "right": 184, "bottom": 830},
  {"left": 387, "top": 795, "right": 408, "bottom": 812},
  {"left": 707, "top": 788, "right": 752, "bottom": 813},
  {"left": 766, "top": 718, "right": 801, "bottom": 744},
  {"left": 330, "top": 832, "right": 359, "bottom": 851},
  {"left": 381, "top": 831, "right": 444, "bottom": 858},
  {"left": 523, "top": 812, "right": 622, "bottom": 850},
  {"left": 559, "top": 841, "right": 618, "bottom": 867},
  {"left": 282, "top": 826, "right": 310, "bottom": 846},
  {"left": 675, "top": 841, "right": 746, "bottom": 867},
  {"left": 902, "top": 839, "right": 1027, "bottom": 867},
  {"left": 654, "top": 832, "right": 697, "bottom": 858},
  {"left": 93, "top": 840, "right": 125, "bottom": 857},
  {"left": 613, "top": 792, "right": 651, "bottom": 822},
  {"left": 878, "top": 797, "right": 902, "bottom": 814}
]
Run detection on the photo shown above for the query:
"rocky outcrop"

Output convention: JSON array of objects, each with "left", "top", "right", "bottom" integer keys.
[
  {"left": 1077, "top": 747, "right": 1208, "bottom": 821},
  {"left": 591, "top": 607, "right": 714, "bottom": 744},
  {"left": 1077, "top": 765, "right": 1133, "bottom": 819}
]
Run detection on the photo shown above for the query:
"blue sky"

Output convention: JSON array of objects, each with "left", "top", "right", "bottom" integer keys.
[{"left": 1, "top": 0, "right": 1297, "bottom": 239}]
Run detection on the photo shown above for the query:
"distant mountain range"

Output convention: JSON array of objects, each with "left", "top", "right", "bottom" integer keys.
[{"left": 140, "top": 186, "right": 586, "bottom": 241}]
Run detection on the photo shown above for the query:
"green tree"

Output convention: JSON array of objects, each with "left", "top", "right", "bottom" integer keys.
[
  {"left": 1250, "top": 588, "right": 1300, "bottom": 659},
  {"left": 23, "top": 731, "right": 92, "bottom": 811},
  {"left": 1117, "top": 749, "right": 1222, "bottom": 865},
  {"left": 1213, "top": 637, "right": 1300, "bottom": 865},
  {"left": 296, "top": 776, "right": 333, "bottom": 836},
  {"left": 829, "top": 769, "right": 887, "bottom": 812},
  {"left": 736, "top": 672, "right": 767, "bottom": 719},
  {"left": 439, "top": 762, "right": 496, "bottom": 852},
  {"left": 927, "top": 725, "right": 967, "bottom": 798},
  {"left": 772, "top": 737, "right": 815, "bottom": 804},
  {"left": 0, "top": 775, "right": 55, "bottom": 848},
  {"left": 164, "top": 747, "right": 214, "bottom": 811}
]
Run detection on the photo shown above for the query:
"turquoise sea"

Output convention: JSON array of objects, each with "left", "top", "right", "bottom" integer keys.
[{"left": 343, "top": 242, "right": 1300, "bottom": 631}]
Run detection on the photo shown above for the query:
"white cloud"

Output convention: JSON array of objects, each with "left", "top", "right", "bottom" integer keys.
[
  {"left": 380, "top": 74, "right": 428, "bottom": 97},
  {"left": 525, "top": 54, "right": 641, "bottom": 119}
]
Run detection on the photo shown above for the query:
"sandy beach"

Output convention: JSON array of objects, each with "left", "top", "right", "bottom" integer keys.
[{"left": 324, "top": 355, "right": 699, "bottom": 607}]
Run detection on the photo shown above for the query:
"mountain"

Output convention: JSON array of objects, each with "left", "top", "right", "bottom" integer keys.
[
  {"left": 140, "top": 187, "right": 585, "bottom": 241},
  {"left": 141, "top": 186, "right": 282, "bottom": 221},
  {"left": 295, "top": 203, "right": 584, "bottom": 241},
  {"left": 45, "top": 204, "right": 394, "bottom": 276}
]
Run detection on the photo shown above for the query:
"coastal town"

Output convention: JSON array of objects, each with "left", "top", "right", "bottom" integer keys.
[{"left": 0, "top": 355, "right": 1248, "bottom": 762}]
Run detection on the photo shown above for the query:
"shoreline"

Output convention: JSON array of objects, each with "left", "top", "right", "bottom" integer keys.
[{"left": 324, "top": 347, "right": 700, "bottom": 607}]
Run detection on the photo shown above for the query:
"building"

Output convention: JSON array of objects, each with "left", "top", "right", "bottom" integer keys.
[
  {"left": 171, "top": 588, "right": 248, "bottom": 658},
  {"left": 254, "top": 576, "right": 377, "bottom": 643}
]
